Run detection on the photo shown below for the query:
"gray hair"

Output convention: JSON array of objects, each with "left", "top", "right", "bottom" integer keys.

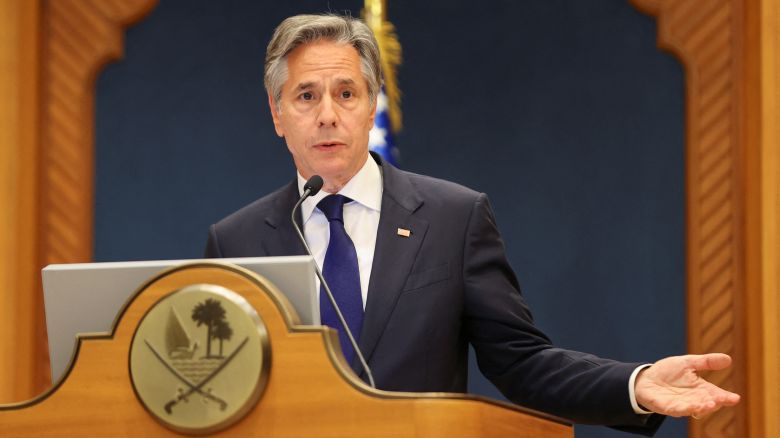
[{"left": 264, "top": 14, "right": 381, "bottom": 109}]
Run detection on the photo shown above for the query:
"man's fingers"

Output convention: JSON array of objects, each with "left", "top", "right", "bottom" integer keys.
[
  {"left": 717, "top": 391, "right": 741, "bottom": 405},
  {"left": 692, "top": 395, "right": 739, "bottom": 418},
  {"left": 687, "top": 353, "right": 732, "bottom": 371}
]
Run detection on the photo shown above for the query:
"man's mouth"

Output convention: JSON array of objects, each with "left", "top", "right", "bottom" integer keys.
[{"left": 313, "top": 141, "right": 345, "bottom": 149}]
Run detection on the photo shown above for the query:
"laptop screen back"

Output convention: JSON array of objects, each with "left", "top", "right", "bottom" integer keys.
[{"left": 42, "top": 256, "right": 318, "bottom": 383}]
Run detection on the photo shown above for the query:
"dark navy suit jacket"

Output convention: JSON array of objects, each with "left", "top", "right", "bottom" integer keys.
[{"left": 205, "top": 153, "right": 662, "bottom": 434}]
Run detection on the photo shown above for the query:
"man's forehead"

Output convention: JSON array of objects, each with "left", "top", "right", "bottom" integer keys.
[
  {"left": 288, "top": 39, "right": 356, "bottom": 61},
  {"left": 283, "top": 41, "right": 366, "bottom": 90}
]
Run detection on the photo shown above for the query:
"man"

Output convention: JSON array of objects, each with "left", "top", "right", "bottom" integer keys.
[{"left": 205, "top": 14, "right": 739, "bottom": 435}]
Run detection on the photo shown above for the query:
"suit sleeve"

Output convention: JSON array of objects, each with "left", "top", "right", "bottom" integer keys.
[{"left": 462, "top": 193, "right": 663, "bottom": 434}]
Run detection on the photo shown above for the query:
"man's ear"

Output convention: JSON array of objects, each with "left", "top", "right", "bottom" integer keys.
[
  {"left": 268, "top": 94, "right": 284, "bottom": 138},
  {"left": 368, "top": 96, "right": 378, "bottom": 127}
]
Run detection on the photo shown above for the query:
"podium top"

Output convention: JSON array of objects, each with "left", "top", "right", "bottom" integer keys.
[
  {"left": 42, "top": 256, "right": 317, "bottom": 383},
  {"left": 3, "top": 262, "right": 572, "bottom": 437}
]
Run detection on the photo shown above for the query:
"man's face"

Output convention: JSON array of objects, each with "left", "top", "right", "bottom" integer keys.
[{"left": 269, "top": 40, "right": 376, "bottom": 191}]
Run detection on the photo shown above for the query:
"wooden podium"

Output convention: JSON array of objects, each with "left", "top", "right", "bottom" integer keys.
[{"left": 0, "top": 262, "right": 572, "bottom": 437}]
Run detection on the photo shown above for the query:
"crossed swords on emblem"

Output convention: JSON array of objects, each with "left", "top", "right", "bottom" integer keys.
[{"left": 144, "top": 337, "right": 249, "bottom": 414}]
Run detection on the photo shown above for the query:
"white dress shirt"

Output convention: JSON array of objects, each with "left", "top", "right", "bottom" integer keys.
[
  {"left": 296, "top": 155, "right": 650, "bottom": 415},
  {"left": 297, "top": 155, "right": 382, "bottom": 309}
]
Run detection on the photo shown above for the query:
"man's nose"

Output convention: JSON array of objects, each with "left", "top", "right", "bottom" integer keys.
[{"left": 317, "top": 95, "right": 338, "bottom": 127}]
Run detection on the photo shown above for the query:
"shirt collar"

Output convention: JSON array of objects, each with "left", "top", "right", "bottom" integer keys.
[{"left": 297, "top": 155, "right": 383, "bottom": 224}]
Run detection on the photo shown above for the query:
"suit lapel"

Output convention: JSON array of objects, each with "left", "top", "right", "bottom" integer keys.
[
  {"left": 357, "top": 158, "right": 428, "bottom": 372},
  {"left": 262, "top": 180, "right": 308, "bottom": 256}
]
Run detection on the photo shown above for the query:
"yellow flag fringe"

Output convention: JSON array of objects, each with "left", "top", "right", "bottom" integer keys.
[{"left": 363, "top": 2, "right": 403, "bottom": 133}]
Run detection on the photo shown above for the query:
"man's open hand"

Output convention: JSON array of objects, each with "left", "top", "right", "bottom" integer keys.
[{"left": 635, "top": 353, "right": 740, "bottom": 418}]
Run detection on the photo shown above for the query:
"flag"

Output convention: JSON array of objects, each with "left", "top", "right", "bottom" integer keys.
[
  {"left": 364, "top": 0, "right": 402, "bottom": 166},
  {"left": 369, "top": 87, "right": 399, "bottom": 165}
]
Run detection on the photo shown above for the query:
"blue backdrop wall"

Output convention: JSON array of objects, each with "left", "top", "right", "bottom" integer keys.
[{"left": 95, "top": 1, "right": 686, "bottom": 436}]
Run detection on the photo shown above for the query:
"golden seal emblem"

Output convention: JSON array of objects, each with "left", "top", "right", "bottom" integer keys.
[{"left": 129, "top": 284, "right": 270, "bottom": 434}]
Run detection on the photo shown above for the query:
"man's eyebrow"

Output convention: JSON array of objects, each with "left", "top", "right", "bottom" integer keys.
[
  {"left": 294, "top": 78, "right": 356, "bottom": 91},
  {"left": 296, "top": 81, "right": 316, "bottom": 90}
]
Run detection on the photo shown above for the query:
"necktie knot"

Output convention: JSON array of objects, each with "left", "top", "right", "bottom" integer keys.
[{"left": 317, "top": 195, "right": 352, "bottom": 223}]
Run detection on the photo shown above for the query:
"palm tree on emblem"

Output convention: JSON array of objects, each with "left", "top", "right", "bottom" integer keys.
[
  {"left": 191, "top": 298, "right": 226, "bottom": 358},
  {"left": 212, "top": 319, "right": 234, "bottom": 358}
]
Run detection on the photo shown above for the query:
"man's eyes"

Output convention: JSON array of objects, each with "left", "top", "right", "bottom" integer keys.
[{"left": 297, "top": 90, "right": 355, "bottom": 101}]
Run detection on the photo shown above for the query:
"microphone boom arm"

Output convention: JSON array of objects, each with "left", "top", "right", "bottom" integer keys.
[{"left": 291, "top": 184, "right": 376, "bottom": 389}]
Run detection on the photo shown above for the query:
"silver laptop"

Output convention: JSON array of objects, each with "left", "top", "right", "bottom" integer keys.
[{"left": 42, "top": 256, "right": 318, "bottom": 383}]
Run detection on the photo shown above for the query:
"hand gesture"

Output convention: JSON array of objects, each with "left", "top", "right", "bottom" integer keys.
[{"left": 634, "top": 353, "right": 740, "bottom": 418}]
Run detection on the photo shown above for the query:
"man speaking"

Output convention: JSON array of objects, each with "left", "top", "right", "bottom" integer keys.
[{"left": 205, "top": 14, "right": 739, "bottom": 435}]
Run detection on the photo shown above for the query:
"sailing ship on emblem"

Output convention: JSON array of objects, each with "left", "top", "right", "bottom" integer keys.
[{"left": 166, "top": 307, "right": 199, "bottom": 359}]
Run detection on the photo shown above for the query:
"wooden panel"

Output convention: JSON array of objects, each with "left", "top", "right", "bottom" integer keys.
[
  {"left": 630, "top": 0, "right": 780, "bottom": 436},
  {"left": 751, "top": 0, "right": 780, "bottom": 436},
  {"left": 0, "top": 0, "right": 157, "bottom": 404},
  {"left": 743, "top": 1, "right": 766, "bottom": 437},
  {"left": 38, "top": 0, "right": 158, "bottom": 266},
  {"left": 761, "top": 0, "right": 780, "bottom": 430},
  {"left": 645, "top": 0, "right": 744, "bottom": 435},
  {"left": 632, "top": 0, "right": 745, "bottom": 436},
  {"left": 0, "top": 0, "right": 42, "bottom": 404}
]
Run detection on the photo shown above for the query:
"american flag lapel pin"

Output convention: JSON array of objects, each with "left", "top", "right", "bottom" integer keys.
[{"left": 397, "top": 228, "right": 411, "bottom": 237}]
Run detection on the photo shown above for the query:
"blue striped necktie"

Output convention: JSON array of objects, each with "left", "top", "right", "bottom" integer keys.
[{"left": 317, "top": 194, "right": 364, "bottom": 365}]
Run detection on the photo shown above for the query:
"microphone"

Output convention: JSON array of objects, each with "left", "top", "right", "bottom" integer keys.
[
  {"left": 290, "top": 175, "right": 376, "bottom": 388},
  {"left": 303, "top": 175, "right": 323, "bottom": 196}
]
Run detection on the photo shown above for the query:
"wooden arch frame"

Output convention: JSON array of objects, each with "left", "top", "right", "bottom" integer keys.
[
  {"left": 0, "top": 0, "right": 157, "bottom": 403},
  {"left": 631, "top": 0, "right": 775, "bottom": 436},
  {"left": 9, "top": 1, "right": 774, "bottom": 436},
  {"left": 631, "top": 0, "right": 746, "bottom": 435}
]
